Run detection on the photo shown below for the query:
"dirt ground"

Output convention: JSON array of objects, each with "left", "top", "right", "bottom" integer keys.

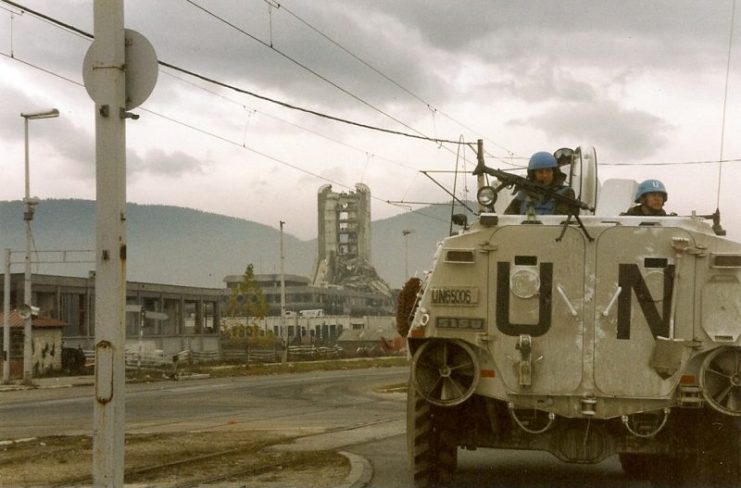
[{"left": 0, "top": 431, "right": 349, "bottom": 487}]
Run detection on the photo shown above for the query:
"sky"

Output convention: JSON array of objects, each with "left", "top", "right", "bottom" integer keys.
[{"left": 0, "top": 0, "right": 740, "bottom": 242}]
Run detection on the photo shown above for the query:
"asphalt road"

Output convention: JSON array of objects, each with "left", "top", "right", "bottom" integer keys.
[
  {"left": 0, "top": 367, "right": 645, "bottom": 487},
  {"left": 0, "top": 367, "right": 409, "bottom": 440}
]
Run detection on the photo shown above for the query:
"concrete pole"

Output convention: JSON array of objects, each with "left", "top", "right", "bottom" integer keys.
[
  {"left": 3, "top": 249, "right": 10, "bottom": 383},
  {"left": 402, "top": 230, "right": 413, "bottom": 279},
  {"left": 22, "top": 117, "right": 33, "bottom": 383},
  {"left": 19, "top": 108, "right": 58, "bottom": 382},
  {"left": 279, "top": 221, "right": 287, "bottom": 353},
  {"left": 91, "top": 1, "right": 127, "bottom": 486},
  {"left": 23, "top": 209, "right": 32, "bottom": 382}
]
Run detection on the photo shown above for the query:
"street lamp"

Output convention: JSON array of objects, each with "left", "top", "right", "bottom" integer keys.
[
  {"left": 20, "top": 108, "right": 59, "bottom": 383},
  {"left": 402, "top": 229, "right": 415, "bottom": 279}
]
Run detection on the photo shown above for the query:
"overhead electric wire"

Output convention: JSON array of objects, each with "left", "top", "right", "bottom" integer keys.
[
  {"left": 1, "top": 0, "right": 471, "bottom": 146},
  {"left": 266, "top": 0, "right": 521, "bottom": 164},
  {"left": 2, "top": 0, "right": 89, "bottom": 39},
  {"left": 717, "top": 0, "right": 737, "bottom": 209},
  {"left": 0, "top": 3, "right": 458, "bottom": 224},
  {"left": 6, "top": 0, "right": 739, "bottom": 222},
  {"left": 603, "top": 158, "right": 741, "bottom": 166},
  {"left": 158, "top": 60, "right": 469, "bottom": 145},
  {"left": 159, "top": 68, "right": 419, "bottom": 172},
  {"left": 0, "top": 48, "right": 450, "bottom": 225},
  {"left": 0, "top": 49, "right": 372, "bottom": 199},
  {"left": 184, "top": 0, "right": 471, "bottom": 146},
  {"left": 0, "top": 50, "right": 81, "bottom": 85}
]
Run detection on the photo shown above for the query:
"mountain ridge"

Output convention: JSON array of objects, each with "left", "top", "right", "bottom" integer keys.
[{"left": 0, "top": 199, "right": 468, "bottom": 289}]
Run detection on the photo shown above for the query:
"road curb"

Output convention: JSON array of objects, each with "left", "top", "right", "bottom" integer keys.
[
  {"left": 266, "top": 443, "right": 373, "bottom": 488},
  {"left": 336, "top": 451, "right": 373, "bottom": 488}
]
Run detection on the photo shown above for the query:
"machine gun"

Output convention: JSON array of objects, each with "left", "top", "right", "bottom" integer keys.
[
  {"left": 473, "top": 165, "right": 595, "bottom": 213},
  {"left": 473, "top": 164, "right": 596, "bottom": 241}
]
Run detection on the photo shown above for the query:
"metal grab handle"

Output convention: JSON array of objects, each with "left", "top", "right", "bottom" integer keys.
[
  {"left": 556, "top": 285, "right": 578, "bottom": 317},
  {"left": 602, "top": 286, "right": 622, "bottom": 317},
  {"left": 508, "top": 402, "right": 556, "bottom": 435},
  {"left": 621, "top": 408, "right": 670, "bottom": 438}
]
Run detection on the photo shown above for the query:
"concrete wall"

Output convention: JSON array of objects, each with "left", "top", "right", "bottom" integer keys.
[{"left": 33, "top": 328, "right": 63, "bottom": 375}]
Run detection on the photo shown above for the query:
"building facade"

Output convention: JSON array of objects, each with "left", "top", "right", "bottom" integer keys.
[
  {"left": 223, "top": 273, "right": 394, "bottom": 317},
  {"left": 0, "top": 273, "right": 224, "bottom": 357},
  {"left": 0, "top": 310, "right": 65, "bottom": 377},
  {"left": 316, "top": 183, "right": 372, "bottom": 271},
  {"left": 312, "top": 183, "right": 391, "bottom": 296}
]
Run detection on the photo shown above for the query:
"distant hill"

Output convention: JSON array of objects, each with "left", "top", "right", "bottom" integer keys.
[{"left": 0, "top": 199, "right": 471, "bottom": 289}]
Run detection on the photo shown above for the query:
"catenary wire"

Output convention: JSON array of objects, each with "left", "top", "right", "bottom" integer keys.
[
  {"left": 0, "top": 49, "right": 450, "bottom": 225},
  {"left": 1, "top": 0, "right": 492, "bottom": 212},
  {"left": 6, "top": 45, "right": 738, "bottom": 172},
  {"left": 717, "top": 0, "right": 736, "bottom": 209},
  {"left": 158, "top": 68, "right": 420, "bottom": 172},
  {"left": 10, "top": 0, "right": 736, "bottom": 171},
  {"left": 184, "top": 0, "right": 470, "bottom": 146},
  {"left": 1, "top": 0, "right": 470, "bottom": 146},
  {"left": 264, "top": 0, "right": 521, "bottom": 163}
]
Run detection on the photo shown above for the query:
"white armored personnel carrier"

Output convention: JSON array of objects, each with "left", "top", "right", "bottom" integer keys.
[{"left": 404, "top": 143, "right": 740, "bottom": 487}]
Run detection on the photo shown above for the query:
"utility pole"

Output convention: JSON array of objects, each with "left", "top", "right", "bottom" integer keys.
[
  {"left": 20, "top": 108, "right": 59, "bottom": 383},
  {"left": 279, "top": 221, "right": 287, "bottom": 358},
  {"left": 90, "top": 2, "right": 127, "bottom": 486},
  {"left": 22, "top": 193, "right": 34, "bottom": 384},
  {"left": 82, "top": 3, "right": 156, "bottom": 484},
  {"left": 3, "top": 249, "right": 10, "bottom": 383},
  {"left": 402, "top": 229, "right": 414, "bottom": 279}
]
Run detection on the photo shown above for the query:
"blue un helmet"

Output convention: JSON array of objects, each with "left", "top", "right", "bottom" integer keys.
[
  {"left": 527, "top": 151, "right": 558, "bottom": 181},
  {"left": 528, "top": 152, "right": 558, "bottom": 171},
  {"left": 634, "top": 179, "right": 668, "bottom": 203}
]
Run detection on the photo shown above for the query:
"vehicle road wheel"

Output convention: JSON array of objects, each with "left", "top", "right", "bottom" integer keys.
[
  {"left": 694, "top": 409, "right": 741, "bottom": 486},
  {"left": 407, "top": 375, "right": 457, "bottom": 487},
  {"left": 617, "top": 453, "right": 680, "bottom": 486},
  {"left": 619, "top": 453, "right": 653, "bottom": 480},
  {"left": 668, "top": 408, "right": 741, "bottom": 487}
]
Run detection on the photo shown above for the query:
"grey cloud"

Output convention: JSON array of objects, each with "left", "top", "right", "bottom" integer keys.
[
  {"left": 127, "top": 149, "right": 210, "bottom": 178},
  {"left": 363, "top": 0, "right": 730, "bottom": 63},
  {"left": 512, "top": 100, "right": 672, "bottom": 158},
  {"left": 10, "top": 0, "right": 734, "bottom": 115},
  {"left": 1, "top": 0, "right": 731, "bottom": 154},
  {"left": 483, "top": 64, "right": 599, "bottom": 103},
  {"left": 0, "top": 80, "right": 95, "bottom": 179},
  {"left": 119, "top": 1, "right": 448, "bottom": 115}
]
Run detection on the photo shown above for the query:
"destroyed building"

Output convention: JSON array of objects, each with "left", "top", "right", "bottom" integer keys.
[{"left": 312, "top": 183, "right": 391, "bottom": 297}]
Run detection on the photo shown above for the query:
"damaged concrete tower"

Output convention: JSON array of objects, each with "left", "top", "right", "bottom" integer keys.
[{"left": 312, "top": 183, "right": 391, "bottom": 297}]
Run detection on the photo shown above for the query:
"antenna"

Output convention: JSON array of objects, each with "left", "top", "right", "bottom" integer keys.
[
  {"left": 716, "top": 0, "right": 737, "bottom": 210},
  {"left": 449, "top": 136, "right": 465, "bottom": 235}
]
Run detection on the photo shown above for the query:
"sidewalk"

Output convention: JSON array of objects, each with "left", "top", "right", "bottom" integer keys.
[
  {"left": 0, "top": 374, "right": 95, "bottom": 392},
  {"left": 0, "top": 371, "right": 216, "bottom": 392}
]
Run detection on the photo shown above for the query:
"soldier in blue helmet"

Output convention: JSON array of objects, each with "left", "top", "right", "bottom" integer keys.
[
  {"left": 504, "top": 151, "right": 575, "bottom": 215},
  {"left": 625, "top": 179, "right": 672, "bottom": 216}
]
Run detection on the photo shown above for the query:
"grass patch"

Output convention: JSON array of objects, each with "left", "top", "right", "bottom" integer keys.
[{"left": 199, "top": 356, "right": 409, "bottom": 377}]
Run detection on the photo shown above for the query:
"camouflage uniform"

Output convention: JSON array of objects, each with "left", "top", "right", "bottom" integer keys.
[{"left": 504, "top": 185, "right": 576, "bottom": 215}]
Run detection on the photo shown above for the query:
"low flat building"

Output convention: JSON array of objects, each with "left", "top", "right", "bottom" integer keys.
[
  {"left": 223, "top": 273, "right": 394, "bottom": 317},
  {"left": 0, "top": 273, "right": 224, "bottom": 358},
  {"left": 0, "top": 310, "right": 66, "bottom": 377}
]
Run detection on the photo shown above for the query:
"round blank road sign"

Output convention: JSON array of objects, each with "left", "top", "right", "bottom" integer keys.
[{"left": 83, "top": 29, "right": 158, "bottom": 110}]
